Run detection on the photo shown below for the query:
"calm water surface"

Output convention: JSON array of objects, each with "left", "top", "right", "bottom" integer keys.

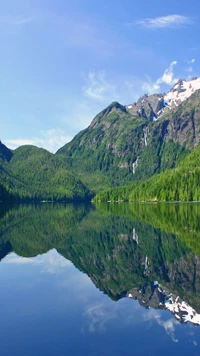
[{"left": 0, "top": 202, "right": 200, "bottom": 355}]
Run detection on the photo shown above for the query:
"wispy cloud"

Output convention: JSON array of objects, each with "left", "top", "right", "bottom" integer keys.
[
  {"left": 83, "top": 70, "right": 116, "bottom": 101},
  {"left": 4, "top": 128, "right": 72, "bottom": 153},
  {"left": 0, "top": 15, "right": 36, "bottom": 26},
  {"left": 83, "top": 303, "right": 116, "bottom": 333},
  {"left": 134, "top": 15, "right": 192, "bottom": 29},
  {"left": 184, "top": 58, "right": 196, "bottom": 75}
]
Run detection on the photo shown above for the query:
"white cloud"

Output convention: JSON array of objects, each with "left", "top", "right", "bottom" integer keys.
[
  {"left": 81, "top": 62, "right": 179, "bottom": 111},
  {"left": 4, "top": 128, "right": 72, "bottom": 153},
  {"left": 83, "top": 70, "right": 116, "bottom": 101},
  {"left": 156, "top": 61, "right": 178, "bottom": 86},
  {"left": 0, "top": 15, "right": 36, "bottom": 26},
  {"left": 135, "top": 15, "right": 192, "bottom": 29},
  {"left": 185, "top": 58, "right": 195, "bottom": 65},
  {"left": 141, "top": 61, "right": 178, "bottom": 94}
]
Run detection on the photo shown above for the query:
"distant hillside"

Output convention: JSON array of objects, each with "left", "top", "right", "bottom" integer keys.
[{"left": 0, "top": 144, "right": 92, "bottom": 202}]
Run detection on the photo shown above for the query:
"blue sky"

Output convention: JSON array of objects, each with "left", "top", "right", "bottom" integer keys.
[{"left": 1, "top": 0, "right": 200, "bottom": 152}]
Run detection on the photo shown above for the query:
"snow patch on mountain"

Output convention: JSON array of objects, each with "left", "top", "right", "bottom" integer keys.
[{"left": 164, "top": 77, "right": 200, "bottom": 108}]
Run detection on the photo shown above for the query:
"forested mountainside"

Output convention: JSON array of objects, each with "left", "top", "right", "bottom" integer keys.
[
  {"left": 56, "top": 84, "right": 200, "bottom": 193},
  {"left": 94, "top": 142, "right": 200, "bottom": 202},
  {"left": 0, "top": 144, "right": 91, "bottom": 202},
  {"left": 1, "top": 78, "right": 200, "bottom": 201}
]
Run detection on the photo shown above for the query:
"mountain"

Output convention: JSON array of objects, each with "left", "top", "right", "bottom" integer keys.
[
  {"left": 1, "top": 77, "right": 200, "bottom": 201},
  {"left": 56, "top": 78, "right": 200, "bottom": 193},
  {"left": 1, "top": 202, "right": 200, "bottom": 324},
  {"left": 0, "top": 144, "right": 92, "bottom": 202},
  {"left": 94, "top": 141, "right": 200, "bottom": 202}
]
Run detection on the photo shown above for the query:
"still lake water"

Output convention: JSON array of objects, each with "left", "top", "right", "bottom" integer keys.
[{"left": 0, "top": 202, "right": 200, "bottom": 355}]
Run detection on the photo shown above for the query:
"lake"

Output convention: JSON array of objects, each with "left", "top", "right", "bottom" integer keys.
[{"left": 0, "top": 202, "right": 200, "bottom": 355}]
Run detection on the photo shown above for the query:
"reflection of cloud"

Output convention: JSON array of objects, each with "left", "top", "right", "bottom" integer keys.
[
  {"left": 83, "top": 303, "right": 116, "bottom": 333},
  {"left": 2, "top": 249, "right": 72, "bottom": 273},
  {"left": 143, "top": 309, "right": 179, "bottom": 342},
  {"left": 3, "top": 255, "right": 34, "bottom": 264},
  {"left": 157, "top": 318, "right": 179, "bottom": 343}
]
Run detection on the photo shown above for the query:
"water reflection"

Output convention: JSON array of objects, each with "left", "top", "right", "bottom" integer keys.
[{"left": 0, "top": 202, "right": 200, "bottom": 328}]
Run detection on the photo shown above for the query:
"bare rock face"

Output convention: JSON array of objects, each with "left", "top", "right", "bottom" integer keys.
[{"left": 126, "top": 93, "right": 165, "bottom": 121}]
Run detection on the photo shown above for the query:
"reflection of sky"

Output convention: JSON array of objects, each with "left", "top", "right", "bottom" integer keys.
[
  {"left": 0, "top": 250, "right": 199, "bottom": 356},
  {"left": 2, "top": 249, "right": 73, "bottom": 272}
]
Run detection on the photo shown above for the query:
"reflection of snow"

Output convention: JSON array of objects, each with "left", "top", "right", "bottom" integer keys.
[{"left": 165, "top": 297, "right": 200, "bottom": 325}]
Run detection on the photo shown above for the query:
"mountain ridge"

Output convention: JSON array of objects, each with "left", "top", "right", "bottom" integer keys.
[
  {"left": 56, "top": 80, "right": 200, "bottom": 192},
  {"left": 1, "top": 77, "right": 200, "bottom": 201}
]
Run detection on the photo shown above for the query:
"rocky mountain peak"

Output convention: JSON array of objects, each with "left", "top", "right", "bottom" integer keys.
[
  {"left": 126, "top": 77, "right": 200, "bottom": 121},
  {"left": 89, "top": 101, "right": 127, "bottom": 129},
  {"left": 126, "top": 93, "right": 165, "bottom": 121}
]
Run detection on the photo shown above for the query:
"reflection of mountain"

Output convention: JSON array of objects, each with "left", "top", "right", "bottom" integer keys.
[
  {"left": 1, "top": 203, "right": 200, "bottom": 324},
  {"left": 127, "top": 281, "right": 200, "bottom": 325},
  {"left": 0, "top": 203, "right": 92, "bottom": 258}
]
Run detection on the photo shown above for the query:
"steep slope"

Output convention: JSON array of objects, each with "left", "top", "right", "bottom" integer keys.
[
  {"left": 57, "top": 101, "right": 147, "bottom": 190},
  {"left": 0, "top": 144, "right": 92, "bottom": 201},
  {"left": 94, "top": 143, "right": 200, "bottom": 202},
  {"left": 57, "top": 87, "right": 200, "bottom": 192}
]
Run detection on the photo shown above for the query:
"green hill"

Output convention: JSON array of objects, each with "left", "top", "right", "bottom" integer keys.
[
  {"left": 0, "top": 144, "right": 92, "bottom": 202},
  {"left": 94, "top": 144, "right": 200, "bottom": 202}
]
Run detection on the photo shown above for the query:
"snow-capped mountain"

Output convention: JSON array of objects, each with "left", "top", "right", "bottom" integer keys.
[
  {"left": 164, "top": 77, "right": 200, "bottom": 108},
  {"left": 126, "top": 77, "right": 200, "bottom": 121},
  {"left": 57, "top": 76, "right": 200, "bottom": 192}
]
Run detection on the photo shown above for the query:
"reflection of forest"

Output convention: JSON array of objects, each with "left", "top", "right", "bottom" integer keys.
[{"left": 0, "top": 202, "right": 200, "bottom": 311}]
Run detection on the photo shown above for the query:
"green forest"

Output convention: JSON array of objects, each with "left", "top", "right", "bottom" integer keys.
[
  {"left": 0, "top": 144, "right": 92, "bottom": 202},
  {"left": 94, "top": 143, "right": 200, "bottom": 202}
]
